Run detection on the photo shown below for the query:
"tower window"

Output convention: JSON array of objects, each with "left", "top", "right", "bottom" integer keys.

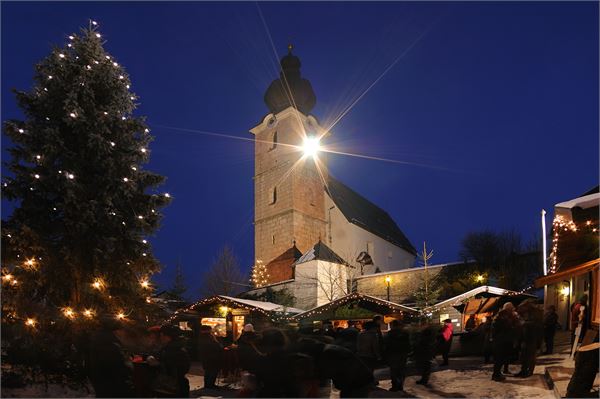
[
  {"left": 272, "top": 235, "right": 275, "bottom": 245},
  {"left": 269, "top": 187, "right": 277, "bottom": 205},
  {"left": 269, "top": 131, "right": 278, "bottom": 150}
]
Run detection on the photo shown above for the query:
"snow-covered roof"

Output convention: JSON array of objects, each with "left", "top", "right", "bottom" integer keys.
[
  {"left": 219, "top": 295, "right": 304, "bottom": 314},
  {"left": 425, "top": 285, "right": 535, "bottom": 311},
  {"left": 294, "top": 240, "right": 346, "bottom": 266},
  {"left": 555, "top": 192, "right": 600, "bottom": 210},
  {"left": 294, "top": 292, "right": 417, "bottom": 320}
]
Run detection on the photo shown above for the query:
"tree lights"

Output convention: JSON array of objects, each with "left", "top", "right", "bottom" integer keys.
[
  {"left": 1, "top": 21, "right": 171, "bottom": 334},
  {"left": 250, "top": 260, "right": 269, "bottom": 288}
]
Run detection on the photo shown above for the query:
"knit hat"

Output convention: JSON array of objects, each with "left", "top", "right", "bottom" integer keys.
[{"left": 243, "top": 324, "right": 255, "bottom": 332}]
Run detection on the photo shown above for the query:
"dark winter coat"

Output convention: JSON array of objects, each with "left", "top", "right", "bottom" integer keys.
[
  {"left": 318, "top": 344, "right": 374, "bottom": 394},
  {"left": 383, "top": 328, "right": 410, "bottom": 362},
  {"left": 544, "top": 311, "right": 559, "bottom": 333},
  {"left": 158, "top": 338, "right": 191, "bottom": 396},
  {"left": 414, "top": 326, "right": 436, "bottom": 361},
  {"left": 236, "top": 331, "right": 261, "bottom": 373},
  {"left": 255, "top": 350, "right": 296, "bottom": 397},
  {"left": 356, "top": 330, "right": 381, "bottom": 360},
  {"left": 88, "top": 330, "right": 134, "bottom": 398},
  {"left": 334, "top": 327, "right": 359, "bottom": 353},
  {"left": 492, "top": 309, "right": 519, "bottom": 347},
  {"left": 197, "top": 332, "right": 223, "bottom": 367}
]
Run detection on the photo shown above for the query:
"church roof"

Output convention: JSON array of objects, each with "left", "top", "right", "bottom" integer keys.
[
  {"left": 265, "top": 244, "right": 303, "bottom": 284},
  {"left": 295, "top": 240, "right": 346, "bottom": 266},
  {"left": 326, "top": 176, "right": 416, "bottom": 255}
]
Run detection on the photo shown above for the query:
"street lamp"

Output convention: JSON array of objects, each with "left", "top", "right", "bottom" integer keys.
[{"left": 385, "top": 276, "right": 392, "bottom": 301}]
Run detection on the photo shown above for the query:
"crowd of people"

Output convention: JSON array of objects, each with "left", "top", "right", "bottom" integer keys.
[{"left": 83, "top": 296, "right": 589, "bottom": 398}]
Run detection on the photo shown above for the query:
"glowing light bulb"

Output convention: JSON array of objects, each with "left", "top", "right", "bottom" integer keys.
[
  {"left": 36, "top": 155, "right": 41, "bottom": 160},
  {"left": 86, "top": 65, "right": 92, "bottom": 70},
  {"left": 103, "top": 112, "right": 108, "bottom": 115},
  {"left": 144, "top": 128, "right": 149, "bottom": 133},
  {"left": 67, "top": 173, "right": 75, "bottom": 179},
  {"left": 69, "top": 112, "right": 76, "bottom": 118},
  {"left": 164, "top": 193, "right": 170, "bottom": 198},
  {"left": 95, "top": 33, "right": 101, "bottom": 38},
  {"left": 18, "top": 128, "right": 24, "bottom": 133},
  {"left": 59, "top": 53, "right": 65, "bottom": 58},
  {"left": 110, "top": 141, "right": 115, "bottom": 147},
  {"left": 114, "top": 62, "right": 119, "bottom": 67},
  {"left": 142, "top": 239, "right": 147, "bottom": 244},
  {"left": 67, "top": 44, "right": 72, "bottom": 48},
  {"left": 63, "top": 307, "right": 75, "bottom": 319},
  {"left": 48, "top": 75, "right": 53, "bottom": 79},
  {"left": 25, "top": 318, "right": 36, "bottom": 327},
  {"left": 142, "top": 253, "right": 147, "bottom": 257},
  {"left": 92, "top": 20, "right": 98, "bottom": 26},
  {"left": 131, "top": 166, "right": 137, "bottom": 171},
  {"left": 302, "top": 136, "right": 321, "bottom": 157},
  {"left": 83, "top": 309, "right": 94, "bottom": 318},
  {"left": 25, "top": 258, "right": 36, "bottom": 267},
  {"left": 123, "top": 177, "right": 129, "bottom": 182},
  {"left": 140, "top": 148, "right": 147, "bottom": 153},
  {"left": 140, "top": 279, "right": 150, "bottom": 289},
  {"left": 68, "top": 35, "right": 74, "bottom": 40},
  {"left": 34, "top": 174, "right": 40, "bottom": 179},
  {"left": 116, "top": 312, "right": 126, "bottom": 320},
  {"left": 121, "top": 116, "right": 126, "bottom": 120},
  {"left": 138, "top": 215, "right": 143, "bottom": 219},
  {"left": 2, "top": 274, "right": 13, "bottom": 282}
]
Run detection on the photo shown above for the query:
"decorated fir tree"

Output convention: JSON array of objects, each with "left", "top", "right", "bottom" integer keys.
[
  {"left": 250, "top": 259, "right": 269, "bottom": 288},
  {"left": 1, "top": 21, "right": 170, "bottom": 335},
  {"left": 169, "top": 261, "right": 187, "bottom": 300}
]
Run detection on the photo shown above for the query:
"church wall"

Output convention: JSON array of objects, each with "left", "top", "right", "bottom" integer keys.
[
  {"left": 293, "top": 260, "right": 319, "bottom": 310},
  {"left": 325, "top": 195, "right": 416, "bottom": 271},
  {"left": 253, "top": 108, "right": 327, "bottom": 265},
  {"left": 355, "top": 265, "right": 445, "bottom": 305}
]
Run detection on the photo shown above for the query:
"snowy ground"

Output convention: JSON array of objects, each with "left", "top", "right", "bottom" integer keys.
[{"left": 189, "top": 354, "right": 557, "bottom": 399}]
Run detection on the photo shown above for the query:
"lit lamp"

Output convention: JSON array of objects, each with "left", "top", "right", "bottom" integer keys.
[
  {"left": 302, "top": 136, "right": 320, "bottom": 158},
  {"left": 385, "top": 276, "right": 392, "bottom": 301},
  {"left": 560, "top": 285, "right": 570, "bottom": 297},
  {"left": 476, "top": 274, "right": 485, "bottom": 283}
]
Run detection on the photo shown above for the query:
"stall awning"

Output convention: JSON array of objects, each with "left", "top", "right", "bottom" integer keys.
[{"left": 534, "top": 258, "right": 599, "bottom": 288}]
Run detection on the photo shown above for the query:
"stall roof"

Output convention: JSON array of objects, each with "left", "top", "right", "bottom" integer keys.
[
  {"left": 169, "top": 295, "right": 304, "bottom": 322},
  {"left": 425, "top": 285, "right": 536, "bottom": 312},
  {"left": 294, "top": 292, "right": 417, "bottom": 321}
]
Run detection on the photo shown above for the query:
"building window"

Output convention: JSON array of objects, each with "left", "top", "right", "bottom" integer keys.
[
  {"left": 269, "top": 187, "right": 277, "bottom": 205},
  {"left": 269, "top": 131, "right": 278, "bottom": 150},
  {"left": 272, "top": 235, "right": 275, "bottom": 245},
  {"left": 367, "top": 241, "right": 374, "bottom": 255}
]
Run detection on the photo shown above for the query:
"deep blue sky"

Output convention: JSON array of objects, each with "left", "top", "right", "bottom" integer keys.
[{"left": 2, "top": 2, "right": 598, "bottom": 299}]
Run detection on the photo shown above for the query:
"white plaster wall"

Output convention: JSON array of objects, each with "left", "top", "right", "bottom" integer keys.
[
  {"left": 293, "top": 260, "right": 319, "bottom": 310},
  {"left": 316, "top": 260, "right": 349, "bottom": 306},
  {"left": 325, "top": 195, "right": 415, "bottom": 272}
]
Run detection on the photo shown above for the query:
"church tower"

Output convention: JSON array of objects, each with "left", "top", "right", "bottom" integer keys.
[{"left": 250, "top": 47, "right": 328, "bottom": 267}]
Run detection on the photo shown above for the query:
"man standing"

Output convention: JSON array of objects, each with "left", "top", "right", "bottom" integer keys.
[
  {"left": 383, "top": 320, "right": 410, "bottom": 392},
  {"left": 491, "top": 302, "right": 519, "bottom": 381},
  {"left": 543, "top": 306, "right": 559, "bottom": 354},
  {"left": 197, "top": 325, "right": 223, "bottom": 389}
]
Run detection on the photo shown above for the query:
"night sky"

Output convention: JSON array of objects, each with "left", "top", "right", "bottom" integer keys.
[{"left": 2, "top": 2, "right": 598, "bottom": 299}]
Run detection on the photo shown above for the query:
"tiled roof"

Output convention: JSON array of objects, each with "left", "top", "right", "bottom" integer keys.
[
  {"left": 295, "top": 240, "right": 346, "bottom": 265},
  {"left": 326, "top": 176, "right": 416, "bottom": 255}
]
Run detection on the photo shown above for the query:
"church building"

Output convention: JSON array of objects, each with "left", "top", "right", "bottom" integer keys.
[{"left": 247, "top": 48, "right": 416, "bottom": 308}]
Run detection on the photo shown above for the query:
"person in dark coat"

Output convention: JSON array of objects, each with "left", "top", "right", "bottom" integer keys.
[
  {"left": 479, "top": 316, "right": 493, "bottom": 363},
  {"left": 515, "top": 301, "right": 544, "bottom": 378},
  {"left": 383, "top": 320, "right": 410, "bottom": 392},
  {"left": 151, "top": 325, "right": 191, "bottom": 397},
  {"left": 88, "top": 319, "right": 134, "bottom": 398},
  {"left": 236, "top": 324, "right": 261, "bottom": 374},
  {"left": 197, "top": 325, "right": 223, "bottom": 389},
  {"left": 356, "top": 321, "right": 381, "bottom": 375},
  {"left": 315, "top": 341, "right": 375, "bottom": 398},
  {"left": 566, "top": 341, "right": 600, "bottom": 398},
  {"left": 334, "top": 323, "right": 359, "bottom": 353},
  {"left": 491, "top": 302, "right": 519, "bottom": 381},
  {"left": 414, "top": 324, "right": 437, "bottom": 386},
  {"left": 543, "top": 305, "right": 559, "bottom": 354},
  {"left": 465, "top": 315, "right": 476, "bottom": 331},
  {"left": 255, "top": 328, "right": 296, "bottom": 397}
]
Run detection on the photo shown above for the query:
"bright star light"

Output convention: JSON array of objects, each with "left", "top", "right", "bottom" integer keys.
[{"left": 302, "top": 137, "right": 320, "bottom": 158}]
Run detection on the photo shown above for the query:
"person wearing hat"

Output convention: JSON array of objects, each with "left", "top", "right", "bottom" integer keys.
[
  {"left": 197, "top": 325, "right": 223, "bottom": 390},
  {"left": 149, "top": 324, "right": 191, "bottom": 397}
]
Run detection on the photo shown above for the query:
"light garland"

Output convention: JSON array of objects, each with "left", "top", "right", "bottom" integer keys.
[
  {"left": 548, "top": 216, "right": 596, "bottom": 274},
  {"left": 250, "top": 260, "right": 269, "bottom": 288}
]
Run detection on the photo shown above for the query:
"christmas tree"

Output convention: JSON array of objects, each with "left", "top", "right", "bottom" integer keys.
[
  {"left": 250, "top": 259, "right": 269, "bottom": 288},
  {"left": 1, "top": 21, "right": 170, "bottom": 339},
  {"left": 169, "top": 261, "right": 187, "bottom": 300}
]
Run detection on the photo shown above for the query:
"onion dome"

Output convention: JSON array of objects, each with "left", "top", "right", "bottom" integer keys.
[{"left": 264, "top": 45, "right": 316, "bottom": 115}]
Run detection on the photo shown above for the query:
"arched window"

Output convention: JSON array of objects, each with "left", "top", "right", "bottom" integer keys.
[{"left": 269, "top": 186, "right": 277, "bottom": 204}]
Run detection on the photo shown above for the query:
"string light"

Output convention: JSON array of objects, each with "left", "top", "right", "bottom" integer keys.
[
  {"left": 48, "top": 75, "right": 53, "bottom": 80},
  {"left": 131, "top": 166, "right": 137, "bottom": 171},
  {"left": 69, "top": 112, "right": 77, "bottom": 118},
  {"left": 25, "top": 318, "right": 37, "bottom": 327},
  {"left": 18, "top": 128, "right": 24, "bottom": 133},
  {"left": 123, "top": 177, "right": 129, "bottom": 182},
  {"left": 118, "top": 74, "right": 124, "bottom": 79},
  {"left": 142, "top": 239, "right": 147, "bottom": 244},
  {"left": 86, "top": 65, "right": 92, "bottom": 70},
  {"left": 34, "top": 174, "right": 40, "bottom": 179},
  {"left": 36, "top": 155, "right": 41, "bottom": 160},
  {"left": 67, "top": 173, "right": 75, "bottom": 179},
  {"left": 67, "top": 44, "right": 72, "bottom": 48},
  {"left": 83, "top": 309, "right": 94, "bottom": 318},
  {"left": 140, "top": 148, "right": 147, "bottom": 153},
  {"left": 92, "top": 278, "right": 105, "bottom": 290},
  {"left": 142, "top": 253, "right": 147, "bottom": 257},
  {"left": 115, "top": 312, "right": 126, "bottom": 320},
  {"left": 68, "top": 35, "right": 74, "bottom": 40},
  {"left": 549, "top": 216, "right": 597, "bottom": 274},
  {"left": 95, "top": 33, "right": 101, "bottom": 38},
  {"left": 58, "top": 53, "right": 65, "bottom": 58},
  {"left": 137, "top": 215, "right": 143, "bottom": 220},
  {"left": 140, "top": 279, "right": 150, "bottom": 289},
  {"left": 110, "top": 141, "right": 115, "bottom": 147},
  {"left": 91, "top": 20, "right": 98, "bottom": 26},
  {"left": 62, "top": 307, "right": 76, "bottom": 319},
  {"left": 2, "top": 274, "right": 14, "bottom": 283},
  {"left": 164, "top": 193, "right": 170, "bottom": 198}
]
